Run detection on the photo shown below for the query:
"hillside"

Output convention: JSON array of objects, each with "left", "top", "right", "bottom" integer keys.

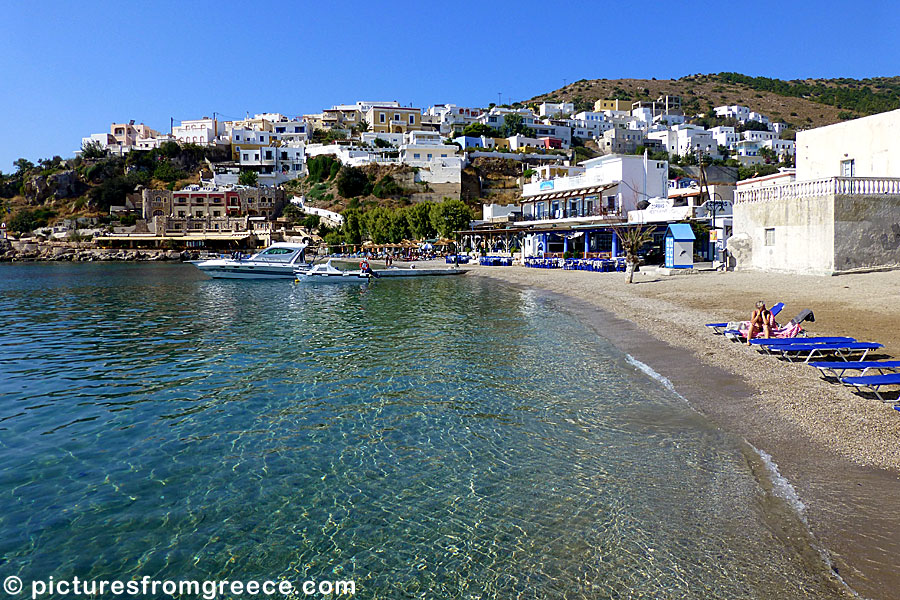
[{"left": 529, "top": 73, "right": 900, "bottom": 130}]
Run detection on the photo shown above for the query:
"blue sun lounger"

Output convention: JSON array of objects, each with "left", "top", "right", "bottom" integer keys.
[
  {"left": 811, "top": 360, "right": 900, "bottom": 379},
  {"left": 840, "top": 373, "right": 900, "bottom": 402},
  {"left": 773, "top": 342, "right": 883, "bottom": 363},
  {"left": 750, "top": 337, "right": 856, "bottom": 353},
  {"left": 706, "top": 302, "right": 784, "bottom": 334}
]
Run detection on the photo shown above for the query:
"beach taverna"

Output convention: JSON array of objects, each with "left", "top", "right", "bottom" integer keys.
[{"left": 460, "top": 154, "right": 669, "bottom": 257}]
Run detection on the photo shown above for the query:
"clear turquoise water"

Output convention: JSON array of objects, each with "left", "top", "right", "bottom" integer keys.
[{"left": 0, "top": 263, "right": 840, "bottom": 598}]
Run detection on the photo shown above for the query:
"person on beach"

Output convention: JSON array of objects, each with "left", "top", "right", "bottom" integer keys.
[{"left": 746, "top": 300, "right": 775, "bottom": 345}]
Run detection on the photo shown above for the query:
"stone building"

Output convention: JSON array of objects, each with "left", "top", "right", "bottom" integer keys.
[{"left": 140, "top": 186, "right": 286, "bottom": 239}]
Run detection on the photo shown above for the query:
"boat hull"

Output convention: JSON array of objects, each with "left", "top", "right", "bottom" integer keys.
[{"left": 193, "top": 260, "right": 311, "bottom": 279}]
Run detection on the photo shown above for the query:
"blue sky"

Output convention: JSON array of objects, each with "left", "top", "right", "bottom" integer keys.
[{"left": 1, "top": 0, "right": 898, "bottom": 171}]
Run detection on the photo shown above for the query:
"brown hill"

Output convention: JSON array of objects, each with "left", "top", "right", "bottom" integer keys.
[{"left": 528, "top": 73, "right": 900, "bottom": 130}]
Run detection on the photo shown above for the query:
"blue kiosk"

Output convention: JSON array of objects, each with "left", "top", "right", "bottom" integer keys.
[{"left": 664, "top": 224, "right": 695, "bottom": 269}]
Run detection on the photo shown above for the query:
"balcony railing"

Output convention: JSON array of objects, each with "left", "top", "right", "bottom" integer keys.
[
  {"left": 521, "top": 207, "right": 620, "bottom": 222},
  {"left": 735, "top": 176, "right": 900, "bottom": 204}
]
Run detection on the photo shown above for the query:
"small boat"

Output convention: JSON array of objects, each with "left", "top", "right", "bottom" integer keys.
[
  {"left": 295, "top": 259, "right": 372, "bottom": 283},
  {"left": 189, "top": 242, "right": 311, "bottom": 279}
]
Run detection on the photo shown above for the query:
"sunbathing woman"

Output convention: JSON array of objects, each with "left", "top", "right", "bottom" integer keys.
[{"left": 746, "top": 300, "right": 775, "bottom": 345}]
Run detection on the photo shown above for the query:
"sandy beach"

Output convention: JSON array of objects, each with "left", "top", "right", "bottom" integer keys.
[{"left": 462, "top": 263, "right": 900, "bottom": 599}]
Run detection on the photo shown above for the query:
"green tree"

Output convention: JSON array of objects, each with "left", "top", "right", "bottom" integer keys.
[
  {"left": 500, "top": 113, "right": 533, "bottom": 137},
  {"left": 405, "top": 202, "right": 436, "bottom": 239},
  {"left": 81, "top": 141, "right": 107, "bottom": 159},
  {"left": 429, "top": 199, "right": 472, "bottom": 238},
  {"left": 461, "top": 122, "right": 501, "bottom": 138},
  {"left": 611, "top": 225, "right": 653, "bottom": 283},
  {"left": 282, "top": 203, "right": 304, "bottom": 224},
  {"left": 372, "top": 174, "right": 402, "bottom": 198},
  {"left": 238, "top": 170, "right": 258, "bottom": 186},
  {"left": 356, "top": 119, "right": 370, "bottom": 133},
  {"left": 154, "top": 160, "right": 185, "bottom": 183},
  {"left": 14, "top": 158, "right": 34, "bottom": 173},
  {"left": 9, "top": 207, "right": 56, "bottom": 233},
  {"left": 342, "top": 208, "right": 363, "bottom": 245},
  {"left": 336, "top": 165, "right": 368, "bottom": 198},
  {"left": 159, "top": 141, "right": 181, "bottom": 158}
]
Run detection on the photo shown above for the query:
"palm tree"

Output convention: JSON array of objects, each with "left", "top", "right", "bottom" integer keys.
[{"left": 612, "top": 225, "right": 653, "bottom": 283}]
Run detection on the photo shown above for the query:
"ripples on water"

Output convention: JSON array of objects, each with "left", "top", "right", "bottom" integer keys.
[{"left": 0, "top": 263, "right": 840, "bottom": 598}]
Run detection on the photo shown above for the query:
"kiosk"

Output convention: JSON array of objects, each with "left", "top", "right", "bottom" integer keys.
[{"left": 664, "top": 223, "right": 695, "bottom": 269}]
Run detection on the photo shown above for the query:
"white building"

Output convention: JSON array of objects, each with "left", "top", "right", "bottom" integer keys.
[
  {"left": 742, "top": 129, "right": 777, "bottom": 142},
  {"left": 731, "top": 109, "right": 900, "bottom": 274},
  {"left": 521, "top": 154, "right": 668, "bottom": 221},
  {"left": 761, "top": 138, "right": 795, "bottom": 160},
  {"left": 425, "top": 104, "right": 483, "bottom": 136},
  {"left": 710, "top": 126, "right": 739, "bottom": 149},
  {"left": 538, "top": 102, "right": 574, "bottom": 118},
  {"left": 714, "top": 105, "right": 751, "bottom": 121},
  {"left": 173, "top": 117, "right": 226, "bottom": 146}
]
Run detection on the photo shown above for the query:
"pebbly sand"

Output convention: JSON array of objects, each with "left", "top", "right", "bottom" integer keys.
[{"left": 459, "top": 263, "right": 900, "bottom": 600}]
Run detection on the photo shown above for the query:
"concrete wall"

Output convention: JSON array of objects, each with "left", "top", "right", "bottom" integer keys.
[
  {"left": 797, "top": 109, "right": 900, "bottom": 180},
  {"left": 731, "top": 194, "right": 835, "bottom": 274},
  {"left": 833, "top": 194, "right": 900, "bottom": 272}
]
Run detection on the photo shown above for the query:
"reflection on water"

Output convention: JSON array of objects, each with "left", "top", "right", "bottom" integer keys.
[{"left": 0, "top": 263, "right": 843, "bottom": 598}]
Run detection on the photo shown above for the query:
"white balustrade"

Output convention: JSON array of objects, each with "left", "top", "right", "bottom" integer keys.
[{"left": 735, "top": 177, "right": 900, "bottom": 203}]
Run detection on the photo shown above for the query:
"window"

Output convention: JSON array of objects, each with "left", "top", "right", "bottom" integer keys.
[
  {"left": 441, "top": 154, "right": 447, "bottom": 158},
  {"left": 840, "top": 159, "right": 855, "bottom": 177},
  {"left": 764, "top": 228, "right": 775, "bottom": 246},
  {"left": 409, "top": 115, "right": 414, "bottom": 124},
  {"left": 413, "top": 153, "right": 420, "bottom": 159},
  {"left": 213, "top": 210, "right": 221, "bottom": 217},
  {"left": 155, "top": 196, "right": 161, "bottom": 202},
  {"left": 195, "top": 211, "right": 203, "bottom": 218},
  {"left": 265, "top": 151, "right": 273, "bottom": 160},
  {"left": 427, "top": 154, "right": 432, "bottom": 159},
  {"left": 236, "top": 135, "right": 241, "bottom": 141},
  {"left": 379, "top": 113, "right": 385, "bottom": 123},
  {"left": 177, "top": 210, "right": 185, "bottom": 217},
  {"left": 254, "top": 153, "right": 259, "bottom": 160},
  {"left": 243, "top": 154, "right": 248, "bottom": 161}
]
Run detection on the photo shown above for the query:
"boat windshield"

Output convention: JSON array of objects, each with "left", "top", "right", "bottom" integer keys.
[{"left": 253, "top": 248, "right": 301, "bottom": 262}]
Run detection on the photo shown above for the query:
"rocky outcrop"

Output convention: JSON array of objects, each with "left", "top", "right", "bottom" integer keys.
[
  {"left": 0, "top": 241, "right": 198, "bottom": 263},
  {"left": 22, "top": 170, "right": 85, "bottom": 204}
]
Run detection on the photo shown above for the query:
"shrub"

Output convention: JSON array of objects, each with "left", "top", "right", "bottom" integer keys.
[
  {"left": 238, "top": 170, "right": 258, "bottom": 186},
  {"left": 9, "top": 207, "right": 56, "bottom": 233},
  {"left": 153, "top": 160, "right": 185, "bottom": 183},
  {"left": 336, "top": 166, "right": 368, "bottom": 198}
]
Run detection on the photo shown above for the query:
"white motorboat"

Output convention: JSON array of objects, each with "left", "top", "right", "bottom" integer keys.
[
  {"left": 294, "top": 259, "right": 371, "bottom": 283},
  {"left": 189, "top": 242, "right": 311, "bottom": 279}
]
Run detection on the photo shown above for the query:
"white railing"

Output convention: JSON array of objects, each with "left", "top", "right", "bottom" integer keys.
[{"left": 736, "top": 177, "right": 900, "bottom": 203}]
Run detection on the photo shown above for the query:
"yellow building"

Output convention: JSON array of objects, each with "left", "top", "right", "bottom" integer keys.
[
  {"left": 364, "top": 106, "right": 422, "bottom": 134},
  {"left": 593, "top": 99, "right": 626, "bottom": 112}
]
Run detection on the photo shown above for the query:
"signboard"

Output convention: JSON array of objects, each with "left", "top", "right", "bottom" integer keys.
[
  {"left": 664, "top": 236, "right": 674, "bottom": 268},
  {"left": 539, "top": 180, "right": 555, "bottom": 191},
  {"left": 709, "top": 230, "right": 718, "bottom": 242}
]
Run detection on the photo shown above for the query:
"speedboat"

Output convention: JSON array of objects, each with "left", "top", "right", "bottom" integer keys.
[
  {"left": 295, "top": 259, "right": 371, "bottom": 283},
  {"left": 189, "top": 242, "right": 311, "bottom": 279}
]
